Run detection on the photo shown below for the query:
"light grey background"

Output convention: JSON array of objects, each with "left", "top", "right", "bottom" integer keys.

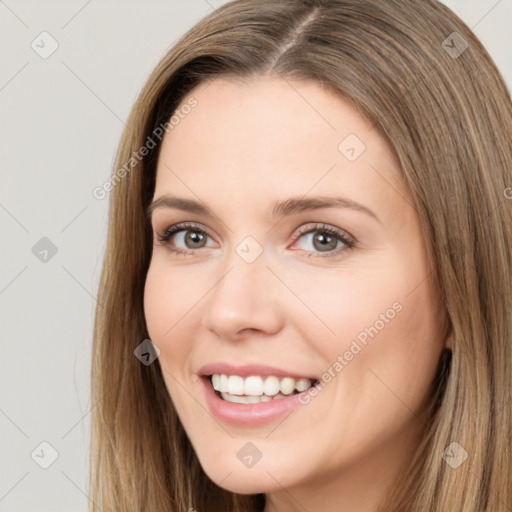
[{"left": 1, "top": 1, "right": 510, "bottom": 510}]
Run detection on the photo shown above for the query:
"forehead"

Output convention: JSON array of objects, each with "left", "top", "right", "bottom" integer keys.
[{"left": 153, "top": 76, "right": 410, "bottom": 224}]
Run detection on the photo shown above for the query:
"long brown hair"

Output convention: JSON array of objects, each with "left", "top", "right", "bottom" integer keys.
[{"left": 90, "top": 1, "right": 512, "bottom": 510}]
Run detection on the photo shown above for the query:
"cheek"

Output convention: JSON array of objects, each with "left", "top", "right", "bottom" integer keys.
[
  {"left": 144, "top": 263, "right": 174, "bottom": 339},
  {"left": 143, "top": 261, "right": 203, "bottom": 419},
  {"left": 143, "top": 261, "right": 195, "bottom": 370},
  {"left": 143, "top": 255, "right": 208, "bottom": 335},
  {"left": 288, "top": 265, "right": 405, "bottom": 355},
  {"left": 299, "top": 257, "right": 444, "bottom": 415}
]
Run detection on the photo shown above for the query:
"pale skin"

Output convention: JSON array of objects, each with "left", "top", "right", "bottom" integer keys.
[{"left": 144, "top": 76, "right": 451, "bottom": 512}]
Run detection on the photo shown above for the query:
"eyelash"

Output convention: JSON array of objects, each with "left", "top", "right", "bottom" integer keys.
[{"left": 155, "top": 222, "right": 355, "bottom": 259}]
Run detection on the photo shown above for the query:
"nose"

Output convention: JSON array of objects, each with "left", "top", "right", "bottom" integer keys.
[{"left": 200, "top": 246, "right": 283, "bottom": 341}]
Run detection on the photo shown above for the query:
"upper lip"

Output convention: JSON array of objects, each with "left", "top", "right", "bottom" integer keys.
[{"left": 198, "top": 362, "right": 318, "bottom": 381}]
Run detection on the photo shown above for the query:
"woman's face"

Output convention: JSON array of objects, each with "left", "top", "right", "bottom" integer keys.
[{"left": 144, "top": 76, "right": 449, "bottom": 508}]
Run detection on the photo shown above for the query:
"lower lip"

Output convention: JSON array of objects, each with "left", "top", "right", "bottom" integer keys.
[{"left": 200, "top": 376, "right": 312, "bottom": 426}]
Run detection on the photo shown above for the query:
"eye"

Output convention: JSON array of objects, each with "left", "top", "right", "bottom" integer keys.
[
  {"left": 154, "top": 222, "right": 355, "bottom": 259},
  {"left": 291, "top": 223, "right": 355, "bottom": 258},
  {"left": 155, "top": 222, "right": 214, "bottom": 256}
]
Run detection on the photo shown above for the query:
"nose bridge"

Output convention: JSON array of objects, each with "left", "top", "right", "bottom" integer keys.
[
  {"left": 200, "top": 238, "right": 282, "bottom": 338},
  {"left": 216, "top": 233, "right": 271, "bottom": 298}
]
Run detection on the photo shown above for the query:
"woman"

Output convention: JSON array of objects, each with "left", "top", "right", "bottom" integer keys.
[{"left": 90, "top": 1, "right": 512, "bottom": 510}]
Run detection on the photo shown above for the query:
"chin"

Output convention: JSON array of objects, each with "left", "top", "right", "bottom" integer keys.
[{"left": 197, "top": 454, "right": 286, "bottom": 494}]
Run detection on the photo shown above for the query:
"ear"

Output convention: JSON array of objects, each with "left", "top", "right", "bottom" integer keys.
[{"left": 444, "top": 331, "right": 453, "bottom": 351}]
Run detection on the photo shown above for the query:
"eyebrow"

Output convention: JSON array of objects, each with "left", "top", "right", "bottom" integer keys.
[{"left": 146, "top": 194, "right": 382, "bottom": 224}]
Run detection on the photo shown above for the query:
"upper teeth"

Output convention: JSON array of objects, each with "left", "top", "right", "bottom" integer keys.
[{"left": 211, "top": 374, "right": 314, "bottom": 396}]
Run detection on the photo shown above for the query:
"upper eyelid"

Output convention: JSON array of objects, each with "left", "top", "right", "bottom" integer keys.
[{"left": 158, "top": 221, "right": 212, "bottom": 238}]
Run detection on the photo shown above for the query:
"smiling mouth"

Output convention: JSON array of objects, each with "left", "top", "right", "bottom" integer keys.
[{"left": 208, "top": 374, "right": 320, "bottom": 404}]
